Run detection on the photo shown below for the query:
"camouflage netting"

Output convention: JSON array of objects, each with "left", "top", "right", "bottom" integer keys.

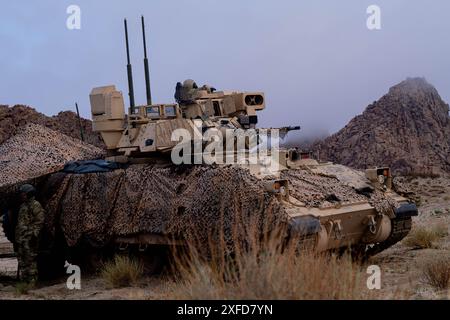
[
  {"left": 32, "top": 164, "right": 400, "bottom": 249},
  {"left": 43, "top": 165, "right": 287, "bottom": 248},
  {"left": 281, "top": 170, "right": 367, "bottom": 207},
  {"left": 0, "top": 123, "right": 105, "bottom": 190},
  {"left": 281, "top": 170, "right": 399, "bottom": 216},
  {"left": 391, "top": 176, "right": 421, "bottom": 205}
]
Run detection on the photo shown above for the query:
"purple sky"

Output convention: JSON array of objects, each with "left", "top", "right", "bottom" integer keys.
[{"left": 1, "top": 1, "right": 449, "bottom": 140}]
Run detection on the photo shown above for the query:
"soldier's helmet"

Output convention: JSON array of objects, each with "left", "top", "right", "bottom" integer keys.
[
  {"left": 175, "top": 79, "right": 201, "bottom": 104},
  {"left": 19, "top": 184, "right": 36, "bottom": 195}
]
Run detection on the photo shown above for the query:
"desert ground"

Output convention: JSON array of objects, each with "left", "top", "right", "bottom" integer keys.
[
  {"left": 371, "top": 176, "right": 450, "bottom": 299},
  {"left": 0, "top": 176, "right": 449, "bottom": 300}
]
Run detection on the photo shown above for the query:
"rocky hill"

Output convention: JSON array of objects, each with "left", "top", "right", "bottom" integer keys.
[
  {"left": 0, "top": 105, "right": 104, "bottom": 148},
  {"left": 315, "top": 78, "right": 450, "bottom": 175}
]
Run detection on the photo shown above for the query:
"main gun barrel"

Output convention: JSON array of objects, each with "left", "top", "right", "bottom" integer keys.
[{"left": 284, "top": 126, "right": 301, "bottom": 132}]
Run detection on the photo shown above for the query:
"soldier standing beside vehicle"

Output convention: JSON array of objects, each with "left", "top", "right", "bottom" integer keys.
[{"left": 15, "top": 184, "right": 45, "bottom": 287}]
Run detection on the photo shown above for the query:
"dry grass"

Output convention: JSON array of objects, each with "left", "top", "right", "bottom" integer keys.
[
  {"left": 167, "top": 223, "right": 377, "bottom": 300},
  {"left": 420, "top": 253, "right": 450, "bottom": 291},
  {"left": 101, "top": 255, "right": 144, "bottom": 288},
  {"left": 169, "top": 252, "right": 374, "bottom": 300},
  {"left": 403, "top": 225, "right": 447, "bottom": 249},
  {"left": 14, "top": 282, "right": 31, "bottom": 296}
]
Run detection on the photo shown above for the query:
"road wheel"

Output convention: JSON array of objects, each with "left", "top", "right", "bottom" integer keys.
[{"left": 132, "top": 247, "right": 166, "bottom": 276}]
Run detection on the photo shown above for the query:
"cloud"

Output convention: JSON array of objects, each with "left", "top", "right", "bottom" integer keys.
[{"left": 1, "top": 0, "right": 450, "bottom": 132}]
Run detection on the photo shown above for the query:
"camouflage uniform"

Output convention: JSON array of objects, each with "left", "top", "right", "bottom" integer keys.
[{"left": 15, "top": 196, "right": 45, "bottom": 283}]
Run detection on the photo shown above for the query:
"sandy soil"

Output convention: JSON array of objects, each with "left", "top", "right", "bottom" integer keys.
[
  {"left": 1, "top": 176, "right": 449, "bottom": 300},
  {"left": 0, "top": 275, "right": 173, "bottom": 300},
  {"left": 369, "top": 175, "right": 450, "bottom": 299}
]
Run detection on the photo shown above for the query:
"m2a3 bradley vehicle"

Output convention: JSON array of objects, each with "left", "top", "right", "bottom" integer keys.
[{"left": 84, "top": 16, "right": 419, "bottom": 260}]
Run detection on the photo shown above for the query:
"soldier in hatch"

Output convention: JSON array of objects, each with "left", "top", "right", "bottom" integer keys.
[{"left": 15, "top": 184, "right": 45, "bottom": 286}]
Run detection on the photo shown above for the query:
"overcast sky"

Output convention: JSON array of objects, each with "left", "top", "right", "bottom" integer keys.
[{"left": 1, "top": 0, "right": 449, "bottom": 139}]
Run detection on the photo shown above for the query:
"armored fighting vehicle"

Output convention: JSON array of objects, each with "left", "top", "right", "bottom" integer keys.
[
  {"left": 1, "top": 18, "right": 418, "bottom": 276},
  {"left": 85, "top": 17, "right": 418, "bottom": 259}
]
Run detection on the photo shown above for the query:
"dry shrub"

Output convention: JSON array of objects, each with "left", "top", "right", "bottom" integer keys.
[
  {"left": 101, "top": 255, "right": 144, "bottom": 288},
  {"left": 168, "top": 220, "right": 375, "bottom": 300},
  {"left": 403, "top": 225, "right": 447, "bottom": 249},
  {"left": 434, "top": 224, "right": 449, "bottom": 238},
  {"left": 420, "top": 253, "right": 450, "bottom": 291},
  {"left": 14, "top": 282, "right": 31, "bottom": 296}
]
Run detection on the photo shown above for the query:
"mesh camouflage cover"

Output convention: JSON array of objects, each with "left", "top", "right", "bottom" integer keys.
[
  {"left": 280, "top": 169, "right": 398, "bottom": 216},
  {"left": 0, "top": 123, "right": 104, "bottom": 190},
  {"left": 37, "top": 164, "right": 399, "bottom": 249},
  {"left": 44, "top": 165, "right": 287, "bottom": 248}
]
